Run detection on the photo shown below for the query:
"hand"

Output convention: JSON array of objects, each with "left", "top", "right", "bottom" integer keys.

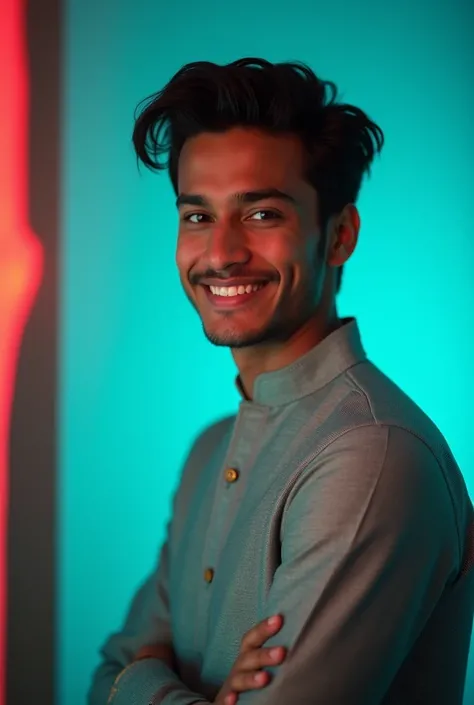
[
  {"left": 214, "top": 614, "right": 287, "bottom": 705},
  {"left": 133, "top": 642, "right": 175, "bottom": 670}
]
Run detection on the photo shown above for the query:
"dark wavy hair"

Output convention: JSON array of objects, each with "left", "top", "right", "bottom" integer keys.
[{"left": 132, "top": 58, "right": 384, "bottom": 293}]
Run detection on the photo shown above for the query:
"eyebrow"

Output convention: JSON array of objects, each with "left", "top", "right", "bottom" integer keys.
[{"left": 175, "top": 188, "right": 298, "bottom": 209}]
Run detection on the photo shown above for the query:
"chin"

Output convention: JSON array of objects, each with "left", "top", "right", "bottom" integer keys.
[{"left": 202, "top": 321, "right": 276, "bottom": 349}]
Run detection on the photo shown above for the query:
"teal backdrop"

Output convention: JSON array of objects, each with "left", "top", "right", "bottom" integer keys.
[{"left": 59, "top": 1, "right": 474, "bottom": 703}]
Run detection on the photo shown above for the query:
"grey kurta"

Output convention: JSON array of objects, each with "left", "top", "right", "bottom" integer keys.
[{"left": 88, "top": 317, "right": 474, "bottom": 705}]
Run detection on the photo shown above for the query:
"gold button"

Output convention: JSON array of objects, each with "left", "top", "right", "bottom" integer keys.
[
  {"left": 204, "top": 567, "right": 214, "bottom": 583},
  {"left": 225, "top": 467, "right": 239, "bottom": 483}
]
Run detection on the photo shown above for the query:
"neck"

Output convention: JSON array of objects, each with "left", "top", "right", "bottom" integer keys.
[{"left": 233, "top": 306, "right": 340, "bottom": 401}]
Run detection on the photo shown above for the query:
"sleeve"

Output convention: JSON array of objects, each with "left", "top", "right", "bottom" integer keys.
[
  {"left": 87, "top": 419, "right": 232, "bottom": 705},
  {"left": 88, "top": 527, "right": 210, "bottom": 705},
  {"left": 87, "top": 521, "right": 174, "bottom": 705},
  {"left": 234, "top": 424, "right": 461, "bottom": 705}
]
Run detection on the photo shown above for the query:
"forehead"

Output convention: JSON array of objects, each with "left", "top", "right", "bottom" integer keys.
[{"left": 177, "top": 127, "right": 310, "bottom": 197}]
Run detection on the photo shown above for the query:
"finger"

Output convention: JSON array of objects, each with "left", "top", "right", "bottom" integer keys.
[
  {"left": 238, "top": 645, "right": 287, "bottom": 672},
  {"left": 240, "top": 615, "right": 283, "bottom": 651},
  {"left": 224, "top": 693, "right": 237, "bottom": 705},
  {"left": 230, "top": 668, "right": 272, "bottom": 693}
]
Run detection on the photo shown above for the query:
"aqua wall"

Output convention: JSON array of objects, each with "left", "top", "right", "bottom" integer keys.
[{"left": 60, "top": 1, "right": 474, "bottom": 703}]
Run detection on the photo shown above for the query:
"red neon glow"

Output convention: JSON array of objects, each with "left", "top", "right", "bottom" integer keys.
[{"left": 0, "top": 0, "right": 44, "bottom": 700}]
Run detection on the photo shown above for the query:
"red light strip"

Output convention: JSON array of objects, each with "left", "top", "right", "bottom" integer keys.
[{"left": 0, "top": 0, "right": 44, "bottom": 700}]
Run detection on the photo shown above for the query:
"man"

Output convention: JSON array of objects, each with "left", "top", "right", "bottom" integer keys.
[{"left": 88, "top": 58, "right": 474, "bottom": 705}]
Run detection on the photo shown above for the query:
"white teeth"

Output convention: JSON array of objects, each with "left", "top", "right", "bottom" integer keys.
[{"left": 209, "top": 283, "right": 266, "bottom": 297}]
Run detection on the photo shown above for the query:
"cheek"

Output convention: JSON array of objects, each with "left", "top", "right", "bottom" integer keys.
[
  {"left": 261, "top": 239, "right": 297, "bottom": 271},
  {"left": 175, "top": 244, "right": 185, "bottom": 272},
  {"left": 283, "top": 241, "right": 320, "bottom": 295},
  {"left": 175, "top": 236, "right": 195, "bottom": 275}
]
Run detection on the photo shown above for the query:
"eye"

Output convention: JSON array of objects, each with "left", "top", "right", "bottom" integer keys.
[
  {"left": 249, "top": 210, "right": 282, "bottom": 221},
  {"left": 182, "top": 212, "right": 211, "bottom": 224},
  {"left": 181, "top": 210, "right": 282, "bottom": 224}
]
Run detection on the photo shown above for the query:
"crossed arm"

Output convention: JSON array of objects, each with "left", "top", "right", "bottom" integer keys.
[
  {"left": 89, "top": 425, "right": 460, "bottom": 705},
  {"left": 86, "top": 525, "right": 174, "bottom": 704}
]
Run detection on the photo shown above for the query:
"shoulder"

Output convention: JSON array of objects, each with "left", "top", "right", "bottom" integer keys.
[
  {"left": 287, "top": 423, "right": 463, "bottom": 573},
  {"left": 320, "top": 361, "right": 464, "bottom": 501},
  {"left": 344, "top": 360, "right": 445, "bottom": 451},
  {"left": 338, "top": 362, "right": 471, "bottom": 551},
  {"left": 297, "top": 423, "right": 443, "bottom": 497},
  {"left": 191, "top": 414, "right": 236, "bottom": 458},
  {"left": 302, "top": 423, "right": 450, "bottom": 511}
]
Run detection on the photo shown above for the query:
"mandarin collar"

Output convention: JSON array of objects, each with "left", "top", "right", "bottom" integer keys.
[{"left": 234, "top": 317, "right": 367, "bottom": 407}]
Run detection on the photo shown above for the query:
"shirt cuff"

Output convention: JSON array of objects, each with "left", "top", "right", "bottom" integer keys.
[{"left": 107, "top": 658, "right": 208, "bottom": 705}]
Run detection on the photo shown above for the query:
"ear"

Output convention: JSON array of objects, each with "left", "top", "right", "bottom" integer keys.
[{"left": 327, "top": 204, "right": 360, "bottom": 266}]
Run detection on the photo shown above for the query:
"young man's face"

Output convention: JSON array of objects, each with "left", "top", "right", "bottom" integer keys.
[{"left": 175, "top": 127, "right": 335, "bottom": 349}]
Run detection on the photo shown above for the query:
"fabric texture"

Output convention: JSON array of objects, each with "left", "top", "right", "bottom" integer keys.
[{"left": 88, "top": 317, "right": 474, "bottom": 705}]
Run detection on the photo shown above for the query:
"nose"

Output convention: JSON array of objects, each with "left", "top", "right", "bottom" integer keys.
[{"left": 204, "top": 224, "right": 251, "bottom": 271}]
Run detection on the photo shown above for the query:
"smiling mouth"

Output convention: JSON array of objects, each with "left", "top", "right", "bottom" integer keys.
[{"left": 202, "top": 282, "right": 270, "bottom": 308}]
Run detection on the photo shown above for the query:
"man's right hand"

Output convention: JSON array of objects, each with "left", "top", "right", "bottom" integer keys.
[{"left": 214, "top": 614, "right": 288, "bottom": 705}]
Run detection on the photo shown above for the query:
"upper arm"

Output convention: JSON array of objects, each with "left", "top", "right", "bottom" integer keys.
[
  {"left": 87, "top": 417, "right": 234, "bottom": 704},
  {"left": 87, "top": 528, "right": 173, "bottom": 705},
  {"left": 238, "top": 424, "right": 460, "bottom": 705}
]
